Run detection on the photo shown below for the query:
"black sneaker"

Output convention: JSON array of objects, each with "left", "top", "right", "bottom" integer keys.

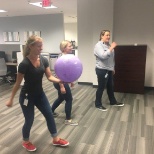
[
  {"left": 96, "top": 106, "right": 107, "bottom": 111},
  {"left": 111, "top": 102, "right": 124, "bottom": 106},
  {"left": 53, "top": 112, "right": 59, "bottom": 117}
]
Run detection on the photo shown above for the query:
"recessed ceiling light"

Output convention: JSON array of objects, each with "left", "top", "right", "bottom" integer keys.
[
  {"left": 0, "top": 10, "right": 7, "bottom": 12},
  {"left": 29, "top": 2, "right": 57, "bottom": 9}
]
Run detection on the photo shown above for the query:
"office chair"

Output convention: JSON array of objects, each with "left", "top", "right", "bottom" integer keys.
[
  {"left": 12, "top": 51, "right": 20, "bottom": 63},
  {"left": 0, "top": 58, "right": 12, "bottom": 84},
  {"left": 0, "top": 51, "right": 7, "bottom": 62}
]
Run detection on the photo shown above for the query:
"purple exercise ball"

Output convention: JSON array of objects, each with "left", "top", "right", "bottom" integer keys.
[{"left": 54, "top": 54, "right": 83, "bottom": 82}]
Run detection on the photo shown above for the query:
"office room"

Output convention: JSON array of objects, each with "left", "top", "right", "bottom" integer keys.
[{"left": 0, "top": 0, "right": 154, "bottom": 154}]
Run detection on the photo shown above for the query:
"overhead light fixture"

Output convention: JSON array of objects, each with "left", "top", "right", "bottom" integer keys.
[
  {"left": 0, "top": 10, "right": 7, "bottom": 12},
  {"left": 29, "top": 2, "right": 57, "bottom": 9}
]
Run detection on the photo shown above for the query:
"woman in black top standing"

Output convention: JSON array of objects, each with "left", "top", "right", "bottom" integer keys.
[{"left": 5, "top": 35, "right": 69, "bottom": 152}]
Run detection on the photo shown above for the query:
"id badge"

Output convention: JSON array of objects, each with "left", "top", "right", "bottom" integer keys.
[
  {"left": 23, "top": 99, "right": 28, "bottom": 106},
  {"left": 23, "top": 94, "right": 28, "bottom": 106},
  {"left": 105, "top": 73, "right": 108, "bottom": 78}
]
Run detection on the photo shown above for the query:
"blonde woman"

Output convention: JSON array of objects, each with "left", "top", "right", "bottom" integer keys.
[
  {"left": 5, "top": 35, "right": 69, "bottom": 152},
  {"left": 51, "top": 40, "right": 78, "bottom": 126}
]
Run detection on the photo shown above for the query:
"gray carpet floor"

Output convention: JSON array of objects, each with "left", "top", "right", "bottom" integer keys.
[{"left": 0, "top": 77, "right": 154, "bottom": 154}]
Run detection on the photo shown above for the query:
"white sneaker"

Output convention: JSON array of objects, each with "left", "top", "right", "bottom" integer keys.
[{"left": 65, "top": 119, "right": 78, "bottom": 126}]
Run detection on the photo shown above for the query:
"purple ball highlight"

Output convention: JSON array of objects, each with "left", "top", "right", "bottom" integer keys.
[{"left": 54, "top": 54, "right": 83, "bottom": 82}]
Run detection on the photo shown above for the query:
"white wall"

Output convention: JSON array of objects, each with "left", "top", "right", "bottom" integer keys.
[
  {"left": 113, "top": 0, "right": 154, "bottom": 87},
  {"left": 77, "top": 0, "right": 154, "bottom": 87},
  {"left": 0, "top": 14, "right": 65, "bottom": 53},
  {"left": 64, "top": 23, "right": 77, "bottom": 45},
  {"left": 1, "top": 0, "right": 154, "bottom": 87},
  {"left": 77, "top": 0, "right": 114, "bottom": 85}
]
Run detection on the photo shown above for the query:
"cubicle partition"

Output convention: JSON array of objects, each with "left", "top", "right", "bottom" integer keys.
[{"left": 41, "top": 52, "right": 59, "bottom": 71}]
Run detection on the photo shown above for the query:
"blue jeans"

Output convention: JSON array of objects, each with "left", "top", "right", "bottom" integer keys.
[
  {"left": 19, "top": 91, "right": 57, "bottom": 141},
  {"left": 95, "top": 68, "right": 117, "bottom": 107},
  {"left": 52, "top": 83, "right": 73, "bottom": 120}
]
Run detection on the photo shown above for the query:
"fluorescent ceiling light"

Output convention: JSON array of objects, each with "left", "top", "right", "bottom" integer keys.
[
  {"left": 29, "top": 2, "right": 57, "bottom": 9},
  {"left": 0, "top": 10, "right": 7, "bottom": 12}
]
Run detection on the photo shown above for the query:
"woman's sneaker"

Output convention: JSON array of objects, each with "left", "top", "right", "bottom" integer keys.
[
  {"left": 96, "top": 106, "right": 107, "bottom": 111},
  {"left": 52, "top": 112, "right": 59, "bottom": 117},
  {"left": 22, "top": 141, "right": 36, "bottom": 151},
  {"left": 65, "top": 119, "right": 78, "bottom": 126},
  {"left": 53, "top": 138, "right": 69, "bottom": 146},
  {"left": 111, "top": 102, "right": 124, "bottom": 106}
]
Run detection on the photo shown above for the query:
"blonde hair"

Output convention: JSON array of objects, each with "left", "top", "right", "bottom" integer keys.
[
  {"left": 23, "top": 35, "right": 43, "bottom": 57},
  {"left": 99, "top": 30, "right": 110, "bottom": 40},
  {"left": 60, "top": 40, "right": 70, "bottom": 52}
]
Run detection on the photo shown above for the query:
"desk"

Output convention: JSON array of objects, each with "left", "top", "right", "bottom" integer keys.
[{"left": 6, "top": 62, "right": 18, "bottom": 66}]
